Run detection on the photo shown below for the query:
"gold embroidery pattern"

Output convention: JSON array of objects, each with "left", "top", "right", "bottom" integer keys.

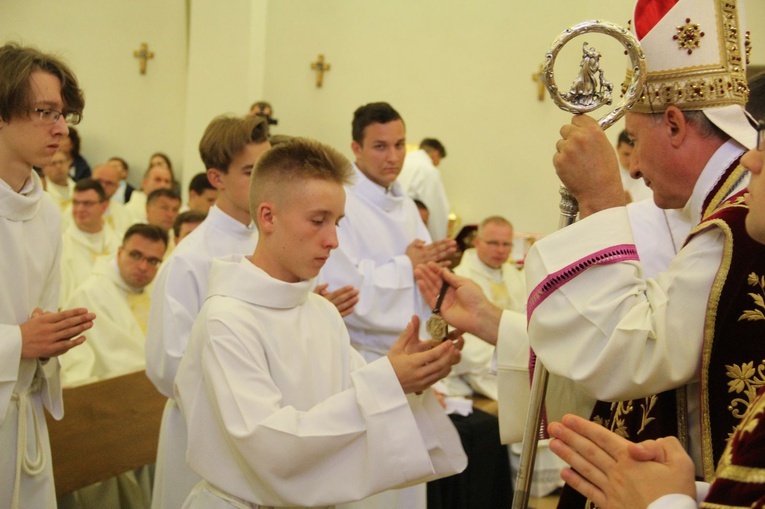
[
  {"left": 726, "top": 360, "right": 765, "bottom": 428},
  {"left": 705, "top": 394, "right": 765, "bottom": 508},
  {"left": 593, "top": 396, "right": 658, "bottom": 440},
  {"left": 739, "top": 272, "right": 765, "bottom": 323},
  {"left": 674, "top": 18, "right": 705, "bottom": 54},
  {"left": 632, "top": 0, "right": 749, "bottom": 114}
]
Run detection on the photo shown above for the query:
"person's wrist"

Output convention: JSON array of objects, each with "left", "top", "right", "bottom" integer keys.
[{"left": 473, "top": 303, "right": 502, "bottom": 345}]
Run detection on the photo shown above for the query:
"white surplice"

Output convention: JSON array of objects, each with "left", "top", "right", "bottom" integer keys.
[
  {"left": 175, "top": 256, "right": 466, "bottom": 509},
  {"left": 318, "top": 165, "right": 437, "bottom": 508},
  {"left": 123, "top": 190, "right": 148, "bottom": 226},
  {"left": 522, "top": 141, "right": 748, "bottom": 474},
  {"left": 146, "top": 205, "right": 258, "bottom": 509},
  {"left": 397, "top": 149, "right": 451, "bottom": 240},
  {"left": 319, "top": 164, "right": 433, "bottom": 360},
  {"left": 0, "top": 172, "right": 63, "bottom": 509},
  {"left": 59, "top": 256, "right": 149, "bottom": 387},
  {"left": 59, "top": 222, "right": 120, "bottom": 307}
]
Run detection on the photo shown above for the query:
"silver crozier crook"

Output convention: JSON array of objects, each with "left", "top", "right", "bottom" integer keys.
[{"left": 511, "top": 20, "right": 645, "bottom": 509}]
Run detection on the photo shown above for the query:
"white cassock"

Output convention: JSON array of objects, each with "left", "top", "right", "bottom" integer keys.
[
  {"left": 146, "top": 205, "right": 258, "bottom": 509},
  {"left": 59, "top": 256, "right": 150, "bottom": 387},
  {"left": 44, "top": 178, "right": 74, "bottom": 214},
  {"left": 521, "top": 141, "right": 747, "bottom": 474},
  {"left": 0, "top": 173, "right": 63, "bottom": 509},
  {"left": 318, "top": 165, "right": 435, "bottom": 508},
  {"left": 320, "top": 164, "right": 433, "bottom": 360},
  {"left": 442, "top": 248, "right": 525, "bottom": 400},
  {"left": 123, "top": 190, "right": 148, "bottom": 226},
  {"left": 397, "top": 149, "right": 450, "bottom": 240},
  {"left": 59, "top": 222, "right": 121, "bottom": 306},
  {"left": 175, "top": 256, "right": 467, "bottom": 509}
]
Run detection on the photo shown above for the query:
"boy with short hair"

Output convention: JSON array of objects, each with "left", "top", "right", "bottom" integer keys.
[
  {"left": 0, "top": 42, "right": 94, "bottom": 509},
  {"left": 175, "top": 138, "right": 466, "bottom": 508}
]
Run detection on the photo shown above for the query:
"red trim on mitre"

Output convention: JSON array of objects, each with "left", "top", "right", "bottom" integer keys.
[{"left": 634, "top": 0, "right": 680, "bottom": 40}]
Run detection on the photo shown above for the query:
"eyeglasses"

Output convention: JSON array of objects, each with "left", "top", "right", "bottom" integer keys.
[
  {"left": 757, "top": 121, "right": 764, "bottom": 152},
  {"left": 125, "top": 249, "right": 163, "bottom": 267},
  {"left": 32, "top": 108, "right": 82, "bottom": 126}
]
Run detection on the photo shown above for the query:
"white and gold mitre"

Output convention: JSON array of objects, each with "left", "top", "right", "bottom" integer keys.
[{"left": 629, "top": 0, "right": 755, "bottom": 147}]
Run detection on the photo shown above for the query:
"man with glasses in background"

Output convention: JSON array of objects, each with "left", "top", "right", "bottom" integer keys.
[
  {"left": 60, "top": 223, "right": 167, "bottom": 387},
  {"left": 0, "top": 42, "right": 94, "bottom": 509},
  {"left": 60, "top": 178, "right": 121, "bottom": 306}
]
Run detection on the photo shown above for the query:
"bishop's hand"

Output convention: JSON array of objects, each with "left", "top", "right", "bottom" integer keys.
[
  {"left": 414, "top": 262, "right": 502, "bottom": 345},
  {"left": 553, "top": 114, "right": 625, "bottom": 218}
]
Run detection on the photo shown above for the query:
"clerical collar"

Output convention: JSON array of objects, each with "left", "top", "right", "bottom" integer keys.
[
  {"left": 682, "top": 140, "right": 748, "bottom": 226},
  {"left": 0, "top": 170, "right": 43, "bottom": 221}
]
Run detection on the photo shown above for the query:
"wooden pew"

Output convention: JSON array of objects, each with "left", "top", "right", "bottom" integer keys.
[{"left": 45, "top": 371, "right": 167, "bottom": 496}]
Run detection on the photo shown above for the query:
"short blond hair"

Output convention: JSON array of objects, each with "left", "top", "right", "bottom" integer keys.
[
  {"left": 249, "top": 138, "right": 352, "bottom": 224},
  {"left": 478, "top": 215, "right": 513, "bottom": 235}
]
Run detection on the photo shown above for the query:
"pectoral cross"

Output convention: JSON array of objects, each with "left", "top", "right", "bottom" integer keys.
[
  {"left": 532, "top": 64, "right": 546, "bottom": 101},
  {"left": 310, "top": 54, "right": 331, "bottom": 88},
  {"left": 133, "top": 43, "right": 155, "bottom": 75}
]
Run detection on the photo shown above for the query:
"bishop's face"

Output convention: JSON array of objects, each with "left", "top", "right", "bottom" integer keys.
[
  {"left": 624, "top": 112, "right": 697, "bottom": 210},
  {"left": 351, "top": 120, "right": 406, "bottom": 189},
  {"left": 743, "top": 139, "right": 765, "bottom": 244}
]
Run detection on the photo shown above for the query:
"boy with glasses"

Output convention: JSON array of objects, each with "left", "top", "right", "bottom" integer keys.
[{"left": 0, "top": 42, "right": 94, "bottom": 509}]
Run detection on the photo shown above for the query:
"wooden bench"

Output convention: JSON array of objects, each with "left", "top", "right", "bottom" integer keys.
[{"left": 45, "top": 371, "right": 167, "bottom": 496}]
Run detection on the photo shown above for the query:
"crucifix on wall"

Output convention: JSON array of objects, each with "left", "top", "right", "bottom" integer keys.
[
  {"left": 133, "top": 43, "right": 154, "bottom": 75},
  {"left": 532, "top": 64, "right": 545, "bottom": 101},
  {"left": 310, "top": 54, "right": 331, "bottom": 88}
]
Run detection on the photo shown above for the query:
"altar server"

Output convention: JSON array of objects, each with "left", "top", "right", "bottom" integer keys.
[
  {"left": 146, "top": 114, "right": 270, "bottom": 509},
  {"left": 176, "top": 137, "right": 466, "bottom": 508},
  {"left": 0, "top": 42, "right": 93, "bottom": 509}
]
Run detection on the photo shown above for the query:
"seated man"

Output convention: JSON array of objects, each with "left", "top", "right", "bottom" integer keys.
[
  {"left": 173, "top": 210, "right": 207, "bottom": 244},
  {"left": 186, "top": 172, "right": 217, "bottom": 214},
  {"left": 123, "top": 164, "right": 173, "bottom": 225},
  {"left": 60, "top": 178, "right": 121, "bottom": 305},
  {"left": 60, "top": 224, "right": 168, "bottom": 387},
  {"left": 92, "top": 162, "right": 132, "bottom": 237},
  {"left": 107, "top": 156, "right": 135, "bottom": 205},
  {"left": 42, "top": 150, "right": 74, "bottom": 214},
  {"left": 175, "top": 138, "right": 466, "bottom": 508},
  {"left": 145, "top": 188, "right": 181, "bottom": 253},
  {"left": 440, "top": 215, "right": 524, "bottom": 401}
]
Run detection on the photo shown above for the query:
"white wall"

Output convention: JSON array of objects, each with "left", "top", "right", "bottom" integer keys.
[
  {"left": 181, "top": 0, "right": 268, "bottom": 183},
  {"left": 259, "top": 0, "right": 765, "bottom": 234},
  {"left": 1, "top": 0, "right": 188, "bottom": 187},
  {"left": 2, "top": 0, "right": 762, "bottom": 229}
]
